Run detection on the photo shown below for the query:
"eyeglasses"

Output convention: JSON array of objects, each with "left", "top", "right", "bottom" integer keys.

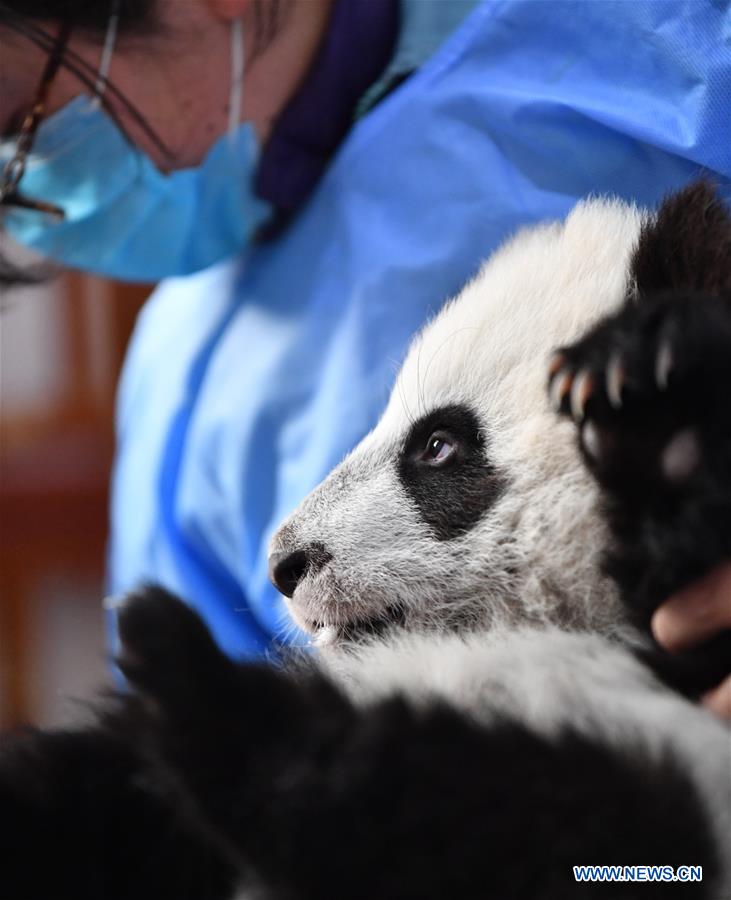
[{"left": 0, "top": 23, "right": 72, "bottom": 221}]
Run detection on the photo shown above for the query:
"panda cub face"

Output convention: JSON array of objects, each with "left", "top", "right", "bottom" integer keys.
[{"left": 270, "top": 198, "right": 648, "bottom": 649}]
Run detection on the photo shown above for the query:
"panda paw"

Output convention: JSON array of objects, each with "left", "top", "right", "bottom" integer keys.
[
  {"left": 115, "top": 585, "right": 233, "bottom": 718},
  {"left": 548, "top": 293, "right": 731, "bottom": 493}
]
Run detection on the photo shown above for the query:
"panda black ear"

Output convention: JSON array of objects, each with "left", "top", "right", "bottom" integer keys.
[{"left": 631, "top": 180, "right": 731, "bottom": 297}]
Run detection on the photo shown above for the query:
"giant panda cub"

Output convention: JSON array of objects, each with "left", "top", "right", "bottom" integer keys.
[{"left": 2, "top": 183, "right": 730, "bottom": 900}]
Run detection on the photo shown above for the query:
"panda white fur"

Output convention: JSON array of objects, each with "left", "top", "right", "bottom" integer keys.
[{"left": 2, "top": 183, "right": 730, "bottom": 900}]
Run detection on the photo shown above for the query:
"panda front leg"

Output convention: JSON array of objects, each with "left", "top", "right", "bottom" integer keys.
[
  {"left": 116, "top": 586, "right": 380, "bottom": 896},
  {"left": 548, "top": 289, "right": 731, "bottom": 694}
]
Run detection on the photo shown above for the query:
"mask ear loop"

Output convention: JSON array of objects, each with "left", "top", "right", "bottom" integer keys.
[
  {"left": 91, "top": 0, "right": 121, "bottom": 109},
  {"left": 228, "top": 18, "right": 245, "bottom": 141}
]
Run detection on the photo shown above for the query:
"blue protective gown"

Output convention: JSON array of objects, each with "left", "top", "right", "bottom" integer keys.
[{"left": 110, "top": 0, "right": 731, "bottom": 660}]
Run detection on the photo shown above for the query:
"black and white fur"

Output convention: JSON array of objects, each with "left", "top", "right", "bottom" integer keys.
[{"left": 2, "top": 183, "right": 730, "bottom": 899}]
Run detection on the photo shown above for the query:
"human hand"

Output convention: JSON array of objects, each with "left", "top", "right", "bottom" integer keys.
[{"left": 652, "top": 563, "right": 731, "bottom": 720}]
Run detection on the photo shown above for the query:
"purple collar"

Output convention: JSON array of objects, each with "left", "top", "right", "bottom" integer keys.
[{"left": 255, "top": 0, "right": 399, "bottom": 221}]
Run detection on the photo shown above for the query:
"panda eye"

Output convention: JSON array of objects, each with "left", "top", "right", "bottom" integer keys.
[{"left": 420, "top": 431, "right": 456, "bottom": 466}]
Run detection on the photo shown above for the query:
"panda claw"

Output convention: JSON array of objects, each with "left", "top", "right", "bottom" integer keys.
[
  {"left": 548, "top": 352, "right": 567, "bottom": 378},
  {"left": 570, "top": 369, "right": 594, "bottom": 421},
  {"left": 581, "top": 420, "right": 602, "bottom": 460},
  {"left": 606, "top": 353, "right": 625, "bottom": 410},
  {"left": 655, "top": 339, "right": 674, "bottom": 391},
  {"left": 549, "top": 368, "right": 574, "bottom": 412}
]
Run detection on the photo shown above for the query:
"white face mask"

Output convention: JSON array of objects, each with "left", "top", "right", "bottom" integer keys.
[{"left": 0, "top": 17, "right": 271, "bottom": 282}]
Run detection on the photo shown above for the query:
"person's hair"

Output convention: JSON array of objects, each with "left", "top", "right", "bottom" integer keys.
[
  {"left": 0, "top": 0, "right": 286, "bottom": 46},
  {"left": 0, "top": 1, "right": 157, "bottom": 35}
]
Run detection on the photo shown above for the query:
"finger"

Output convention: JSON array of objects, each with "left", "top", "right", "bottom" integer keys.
[
  {"left": 651, "top": 562, "right": 731, "bottom": 653},
  {"left": 702, "top": 675, "right": 731, "bottom": 721}
]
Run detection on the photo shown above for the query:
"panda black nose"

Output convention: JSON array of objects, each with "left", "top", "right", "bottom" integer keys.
[{"left": 269, "top": 546, "right": 331, "bottom": 597}]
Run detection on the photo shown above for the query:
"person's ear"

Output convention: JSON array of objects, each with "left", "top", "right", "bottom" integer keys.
[{"left": 205, "top": 0, "right": 252, "bottom": 23}]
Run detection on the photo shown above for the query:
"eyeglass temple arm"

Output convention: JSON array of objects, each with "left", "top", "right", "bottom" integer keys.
[{"left": 0, "top": 22, "right": 72, "bottom": 219}]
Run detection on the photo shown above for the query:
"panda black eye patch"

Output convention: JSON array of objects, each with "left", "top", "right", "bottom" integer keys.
[{"left": 397, "top": 404, "right": 507, "bottom": 540}]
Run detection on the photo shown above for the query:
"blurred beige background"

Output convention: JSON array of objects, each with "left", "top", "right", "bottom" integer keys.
[{"left": 0, "top": 270, "right": 150, "bottom": 729}]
